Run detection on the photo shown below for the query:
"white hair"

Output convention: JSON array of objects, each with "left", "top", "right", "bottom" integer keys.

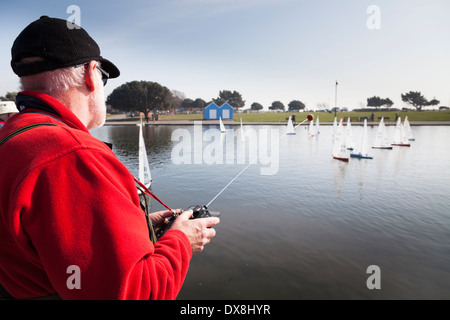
[
  {"left": 18, "top": 61, "right": 106, "bottom": 129},
  {"left": 20, "top": 65, "right": 87, "bottom": 96}
]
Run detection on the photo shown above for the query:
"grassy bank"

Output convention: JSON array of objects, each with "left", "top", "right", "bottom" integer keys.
[{"left": 159, "top": 110, "right": 450, "bottom": 122}]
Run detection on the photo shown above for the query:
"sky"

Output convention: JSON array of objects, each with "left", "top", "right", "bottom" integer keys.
[{"left": 1, "top": 0, "right": 449, "bottom": 110}]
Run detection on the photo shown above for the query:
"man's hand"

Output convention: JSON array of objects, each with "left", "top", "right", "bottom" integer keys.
[
  {"left": 169, "top": 210, "right": 220, "bottom": 254},
  {"left": 148, "top": 209, "right": 180, "bottom": 227}
]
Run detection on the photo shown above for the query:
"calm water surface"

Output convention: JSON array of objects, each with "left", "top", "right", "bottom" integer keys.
[{"left": 91, "top": 123, "right": 450, "bottom": 299}]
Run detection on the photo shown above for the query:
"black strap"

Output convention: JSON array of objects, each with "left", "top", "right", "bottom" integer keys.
[
  {"left": 0, "top": 123, "right": 57, "bottom": 148},
  {"left": 0, "top": 282, "right": 15, "bottom": 300}
]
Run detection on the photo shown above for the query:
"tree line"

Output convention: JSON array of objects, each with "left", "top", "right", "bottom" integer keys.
[
  {"left": 367, "top": 91, "right": 440, "bottom": 111},
  {"left": 106, "top": 81, "right": 245, "bottom": 113},
  {"left": 250, "top": 100, "right": 306, "bottom": 112},
  {"left": 1, "top": 81, "right": 441, "bottom": 113}
]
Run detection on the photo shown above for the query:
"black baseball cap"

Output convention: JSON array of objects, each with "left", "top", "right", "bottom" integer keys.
[{"left": 11, "top": 16, "right": 120, "bottom": 78}]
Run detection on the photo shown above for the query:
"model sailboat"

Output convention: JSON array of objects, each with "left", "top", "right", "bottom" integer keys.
[
  {"left": 287, "top": 116, "right": 296, "bottom": 135},
  {"left": 372, "top": 117, "right": 392, "bottom": 149},
  {"left": 308, "top": 117, "right": 316, "bottom": 137},
  {"left": 346, "top": 118, "right": 356, "bottom": 151},
  {"left": 391, "top": 117, "right": 410, "bottom": 147},
  {"left": 404, "top": 116, "right": 415, "bottom": 141},
  {"left": 138, "top": 118, "right": 152, "bottom": 189},
  {"left": 332, "top": 118, "right": 349, "bottom": 162},
  {"left": 315, "top": 116, "right": 320, "bottom": 135},
  {"left": 219, "top": 117, "right": 226, "bottom": 133},
  {"left": 350, "top": 119, "right": 373, "bottom": 159},
  {"left": 332, "top": 117, "right": 337, "bottom": 142}
]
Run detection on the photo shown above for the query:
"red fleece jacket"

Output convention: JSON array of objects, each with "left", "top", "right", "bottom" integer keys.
[{"left": 0, "top": 91, "right": 192, "bottom": 299}]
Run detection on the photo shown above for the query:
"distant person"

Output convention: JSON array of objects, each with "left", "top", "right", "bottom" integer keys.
[
  {"left": 292, "top": 114, "right": 296, "bottom": 123},
  {"left": 0, "top": 16, "right": 219, "bottom": 300},
  {"left": 0, "top": 101, "right": 18, "bottom": 129},
  {"left": 395, "top": 113, "right": 399, "bottom": 121},
  {"left": 371, "top": 112, "right": 375, "bottom": 121}
]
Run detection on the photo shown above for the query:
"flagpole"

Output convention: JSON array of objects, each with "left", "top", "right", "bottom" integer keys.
[{"left": 334, "top": 80, "right": 338, "bottom": 118}]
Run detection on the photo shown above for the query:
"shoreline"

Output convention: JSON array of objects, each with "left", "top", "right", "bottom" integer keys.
[{"left": 104, "top": 119, "right": 450, "bottom": 126}]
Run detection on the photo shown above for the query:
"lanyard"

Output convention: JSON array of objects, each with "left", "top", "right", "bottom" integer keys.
[{"left": 133, "top": 177, "right": 173, "bottom": 212}]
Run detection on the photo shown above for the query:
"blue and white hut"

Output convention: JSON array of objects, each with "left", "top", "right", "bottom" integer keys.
[{"left": 203, "top": 102, "right": 220, "bottom": 120}]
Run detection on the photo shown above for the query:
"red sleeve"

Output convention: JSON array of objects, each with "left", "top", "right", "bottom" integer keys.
[{"left": 17, "top": 147, "right": 192, "bottom": 299}]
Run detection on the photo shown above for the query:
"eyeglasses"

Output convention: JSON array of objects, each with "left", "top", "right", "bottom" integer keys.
[
  {"left": 76, "top": 62, "right": 109, "bottom": 86},
  {"left": 96, "top": 65, "right": 109, "bottom": 86}
]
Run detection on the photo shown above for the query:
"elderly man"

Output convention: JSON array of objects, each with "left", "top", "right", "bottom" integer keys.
[{"left": 0, "top": 16, "right": 219, "bottom": 300}]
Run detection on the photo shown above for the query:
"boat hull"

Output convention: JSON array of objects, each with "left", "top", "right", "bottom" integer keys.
[
  {"left": 372, "top": 146, "right": 393, "bottom": 150},
  {"left": 391, "top": 143, "right": 411, "bottom": 147},
  {"left": 350, "top": 153, "right": 373, "bottom": 159},
  {"left": 332, "top": 155, "right": 349, "bottom": 162}
]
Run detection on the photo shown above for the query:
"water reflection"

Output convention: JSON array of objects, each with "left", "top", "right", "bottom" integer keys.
[
  {"left": 90, "top": 124, "right": 450, "bottom": 299},
  {"left": 333, "top": 160, "right": 348, "bottom": 199},
  {"left": 91, "top": 125, "right": 175, "bottom": 175}
]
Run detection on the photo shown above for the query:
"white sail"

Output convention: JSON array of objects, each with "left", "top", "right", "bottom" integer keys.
[
  {"left": 401, "top": 122, "right": 408, "bottom": 143},
  {"left": 392, "top": 117, "right": 410, "bottom": 146},
  {"left": 138, "top": 118, "right": 152, "bottom": 187},
  {"left": 332, "top": 117, "right": 337, "bottom": 142},
  {"left": 361, "top": 119, "right": 369, "bottom": 156},
  {"left": 219, "top": 117, "right": 226, "bottom": 133},
  {"left": 392, "top": 117, "right": 402, "bottom": 144},
  {"left": 404, "top": 116, "right": 415, "bottom": 141},
  {"left": 332, "top": 118, "right": 349, "bottom": 161},
  {"left": 373, "top": 118, "right": 383, "bottom": 147},
  {"left": 359, "top": 119, "right": 372, "bottom": 156},
  {"left": 350, "top": 119, "right": 373, "bottom": 159},
  {"left": 372, "top": 117, "right": 392, "bottom": 149},
  {"left": 287, "top": 116, "right": 296, "bottom": 135},
  {"left": 316, "top": 116, "right": 320, "bottom": 135},
  {"left": 381, "top": 119, "right": 390, "bottom": 147},
  {"left": 332, "top": 120, "right": 340, "bottom": 156},
  {"left": 308, "top": 118, "right": 316, "bottom": 136},
  {"left": 346, "top": 118, "right": 356, "bottom": 150}
]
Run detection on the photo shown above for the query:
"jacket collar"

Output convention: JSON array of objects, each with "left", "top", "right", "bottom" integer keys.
[{"left": 16, "top": 91, "right": 90, "bottom": 133}]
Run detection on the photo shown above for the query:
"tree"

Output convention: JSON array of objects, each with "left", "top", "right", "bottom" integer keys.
[
  {"left": 0, "top": 92, "right": 18, "bottom": 101},
  {"left": 288, "top": 100, "right": 305, "bottom": 111},
  {"left": 367, "top": 96, "right": 393, "bottom": 109},
  {"left": 269, "top": 101, "right": 285, "bottom": 110},
  {"left": 427, "top": 99, "right": 440, "bottom": 108},
  {"left": 251, "top": 102, "right": 263, "bottom": 112},
  {"left": 106, "top": 81, "right": 172, "bottom": 113},
  {"left": 192, "top": 98, "right": 206, "bottom": 109},
  {"left": 213, "top": 90, "right": 245, "bottom": 109},
  {"left": 171, "top": 90, "right": 186, "bottom": 109},
  {"left": 384, "top": 98, "right": 394, "bottom": 108},
  {"left": 401, "top": 91, "right": 439, "bottom": 111},
  {"left": 181, "top": 98, "right": 194, "bottom": 110}
]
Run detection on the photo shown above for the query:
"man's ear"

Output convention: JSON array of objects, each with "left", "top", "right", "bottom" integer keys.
[{"left": 84, "top": 60, "right": 98, "bottom": 92}]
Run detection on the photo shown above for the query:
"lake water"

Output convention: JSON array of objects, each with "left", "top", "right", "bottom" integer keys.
[{"left": 91, "top": 122, "right": 450, "bottom": 300}]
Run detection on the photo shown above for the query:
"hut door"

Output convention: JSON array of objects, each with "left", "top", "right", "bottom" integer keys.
[{"left": 222, "top": 109, "right": 230, "bottom": 119}]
